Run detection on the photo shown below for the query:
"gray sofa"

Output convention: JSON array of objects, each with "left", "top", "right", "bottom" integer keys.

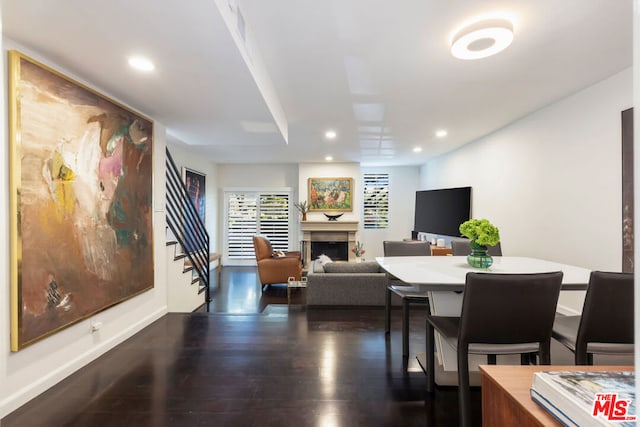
[{"left": 306, "top": 260, "right": 389, "bottom": 306}]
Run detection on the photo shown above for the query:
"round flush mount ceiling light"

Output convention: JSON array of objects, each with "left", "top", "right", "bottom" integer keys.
[
  {"left": 450, "top": 18, "right": 514, "bottom": 60},
  {"left": 128, "top": 56, "right": 155, "bottom": 72},
  {"left": 325, "top": 130, "right": 337, "bottom": 140},
  {"left": 435, "top": 129, "right": 448, "bottom": 138},
  {"left": 325, "top": 155, "right": 333, "bottom": 161}
]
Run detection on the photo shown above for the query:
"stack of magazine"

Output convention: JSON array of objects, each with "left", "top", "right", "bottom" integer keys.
[{"left": 530, "top": 371, "right": 636, "bottom": 426}]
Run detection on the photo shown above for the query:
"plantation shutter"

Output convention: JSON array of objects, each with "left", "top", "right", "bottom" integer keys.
[
  {"left": 225, "top": 190, "right": 292, "bottom": 261},
  {"left": 363, "top": 173, "right": 389, "bottom": 229},
  {"left": 227, "top": 193, "right": 258, "bottom": 259},
  {"left": 258, "top": 193, "right": 290, "bottom": 252}
]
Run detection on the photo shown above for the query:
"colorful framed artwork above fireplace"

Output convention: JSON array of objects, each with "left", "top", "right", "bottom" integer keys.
[{"left": 308, "top": 177, "right": 353, "bottom": 212}]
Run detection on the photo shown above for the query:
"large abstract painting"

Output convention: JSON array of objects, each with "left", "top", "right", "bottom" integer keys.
[{"left": 9, "top": 51, "right": 154, "bottom": 351}]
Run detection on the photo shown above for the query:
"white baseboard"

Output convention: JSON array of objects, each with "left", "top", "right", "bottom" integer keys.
[{"left": 0, "top": 307, "right": 166, "bottom": 418}]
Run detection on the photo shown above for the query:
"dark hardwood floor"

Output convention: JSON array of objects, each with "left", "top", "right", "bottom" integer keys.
[{"left": 2, "top": 266, "right": 481, "bottom": 426}]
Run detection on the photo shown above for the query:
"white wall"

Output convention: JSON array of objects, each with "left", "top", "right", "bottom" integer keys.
[
  {"left": 0, "top": 39, "right": 169, "bottom": 418},
  {"left": 297, "top": 163, "right": 419, "bottom": 260},
  {"left": 218, "top": 163, "right": 299, "bottom": 189},
  {"left": 165, "top": 142, "right": 219, "bottom": 252},
  {"left": 216, "top": 162, "right": 418, "bottom": 261},
  {"left": 217, "top": 163, "right": 298, "bottom": 261},
  {"left": 297, "top": 162, "right": 361, "bottom": 261},
  {"left": 420, "top": 67, "right": 633, "bottom": 314},
  {"left": 360, "top": 166, "right": 421, "bottom": 259}
]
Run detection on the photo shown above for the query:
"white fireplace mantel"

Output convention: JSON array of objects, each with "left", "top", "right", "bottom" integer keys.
[
  {"left": 300, "top": 220, "right": 359, "bottom": 233},
  {"left": 300, "top": 220, "right": 359, "bottom": 265}
]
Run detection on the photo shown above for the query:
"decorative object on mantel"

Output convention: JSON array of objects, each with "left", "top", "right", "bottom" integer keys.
[
  {"left": 308, "top": 177, "right": 353, "bottom": 212},
  {"left": 324, "top": 212, "right": 343, "bottom": 221},
  {"left": 352, "top": 241, "right": 366, "bottom": 262},
  {"left": 294, "top": 200, "right": 309, "bottom": 221},
  {"left": 459, "top": 219, "right": 500, "bottom": 269}
]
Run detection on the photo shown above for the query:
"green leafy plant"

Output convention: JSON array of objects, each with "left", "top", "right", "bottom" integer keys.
[
  {"left": 459, "top": 219, "right": 500, "bottom": 247},
  {"left": 294, "top": 200, "right": 309, "bottom": 213}
]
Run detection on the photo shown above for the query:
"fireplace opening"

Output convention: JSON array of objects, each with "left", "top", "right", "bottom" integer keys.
[{"left": 311, "top": 241, "right": 349, "bottom": 261}]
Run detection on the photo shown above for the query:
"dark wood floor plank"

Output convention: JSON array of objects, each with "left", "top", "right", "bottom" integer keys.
[{"left": 2, "top": 267, "right": 480, "bottom": 426}]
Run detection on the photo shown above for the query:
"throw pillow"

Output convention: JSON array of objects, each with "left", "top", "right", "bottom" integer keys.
[
  {"left": 312, "top": 260, "right": 326, "bottom": 273},
  {"left": 316, "top": 254, "right": 333, "bottom": 268}
]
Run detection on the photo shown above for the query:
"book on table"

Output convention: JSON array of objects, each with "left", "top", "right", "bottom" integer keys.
[{"left": 530, "top": 371, "right": 636, "bottom": 426}]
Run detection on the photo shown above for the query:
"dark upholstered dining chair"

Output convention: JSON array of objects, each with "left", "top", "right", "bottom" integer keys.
[
  {"left": 426, "top": 271, "right": 563, "bottom": 427},
  {"left": 383, "top": 240, "right": 431, "bottom": 365},
  {"left": 552, "top": 271, "right": 634, "bottom": 365},
  {"left": 450, "top": 238, "right": 503, "bottom": 256}
]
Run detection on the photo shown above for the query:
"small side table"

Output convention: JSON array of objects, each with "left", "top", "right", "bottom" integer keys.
[{"left": 287, "top": 277, "right": 308, "bottom": 304}]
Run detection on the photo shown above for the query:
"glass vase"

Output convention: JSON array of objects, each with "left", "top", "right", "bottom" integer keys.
[{"left": 467, "top": 241, "right": 493, "bottom": 269}]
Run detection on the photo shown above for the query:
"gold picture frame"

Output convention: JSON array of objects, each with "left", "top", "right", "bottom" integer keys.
[
  {"left": 9, "top": 50, "right": 155, "bottom": 351},
  {"left": 308, "top": 177, "right": 354, "bottom": 212}
]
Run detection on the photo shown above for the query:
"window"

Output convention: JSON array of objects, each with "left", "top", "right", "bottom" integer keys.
[
  {"left": 226, "top": 192, "right": 258, "bottom": 260},
  {"left": 257, "top": 193, "right": 290, "bottom": 250},
  {"left": 224, "top": 190, "right": 291, "bottom": 262},
  {"left": 363, "top": 173, "right": 389, "bottom": 229}
]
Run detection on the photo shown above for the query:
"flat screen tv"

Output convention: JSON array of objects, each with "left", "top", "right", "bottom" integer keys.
[{"left": 413, "top": 187, "right": 471, "bottom": 237}]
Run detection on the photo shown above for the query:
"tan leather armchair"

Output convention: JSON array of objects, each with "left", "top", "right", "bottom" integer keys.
[{"left": 253, "top": 235, "right": 302, "bottom": 289}]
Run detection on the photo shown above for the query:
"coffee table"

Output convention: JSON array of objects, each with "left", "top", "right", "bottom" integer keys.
[{"left": 287, "top": 277, "right": 307, "bottom": 304}]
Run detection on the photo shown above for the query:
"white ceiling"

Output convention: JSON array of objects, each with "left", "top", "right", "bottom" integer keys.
[{"left": 2, "top": 0, "right": 633, "bottom": 166}]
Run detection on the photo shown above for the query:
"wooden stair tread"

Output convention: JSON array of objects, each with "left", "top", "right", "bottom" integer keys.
[{"left": 183, "top": 252, "right": 221, "bottom": 267}]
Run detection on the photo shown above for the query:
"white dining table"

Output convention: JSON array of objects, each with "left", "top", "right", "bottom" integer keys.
[
  {"left": 376, "top": 255, "right": 591, "bottom": 292},
  {"left": 375, "top": 255, "right": 592, "bottom": 385}
]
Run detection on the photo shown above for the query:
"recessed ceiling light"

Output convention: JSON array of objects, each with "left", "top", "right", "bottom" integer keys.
[
  {"left": 325, "top": 156, "right": 333, "bottom": 161},
  {"left": 413, "top": 147, "right": 423, "bottom": 153},
  {"left": 128, "top": 56, "right": 155, "bottom": 72},
  {"left": 435, "top": 129, "right": 448, "bottom": 138},
  {"left": 451, "top": 18, "right": 514, "bottom": 60},
  {"left": 325, "top": 130, "right": 337, "bottom": 139}
]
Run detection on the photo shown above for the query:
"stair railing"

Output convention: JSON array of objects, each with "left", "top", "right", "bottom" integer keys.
[{"left": 165, "top": 147, "right": 211, "bottom": 304}]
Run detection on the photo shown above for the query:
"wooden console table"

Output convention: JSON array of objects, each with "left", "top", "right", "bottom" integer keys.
[
  {"left": 479, "top": 365, "right": 634, "bottom": 427},
  {"left": 430, "top": 245, "right": 452, "bottom": 256}
]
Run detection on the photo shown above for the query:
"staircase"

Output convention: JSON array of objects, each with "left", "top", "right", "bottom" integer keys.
[
  {"left": 165, "top": 147, "right": 211, "bottom": 312},
  {"left": 165, "top": 240, "right": 207, "bottom": 311}
]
